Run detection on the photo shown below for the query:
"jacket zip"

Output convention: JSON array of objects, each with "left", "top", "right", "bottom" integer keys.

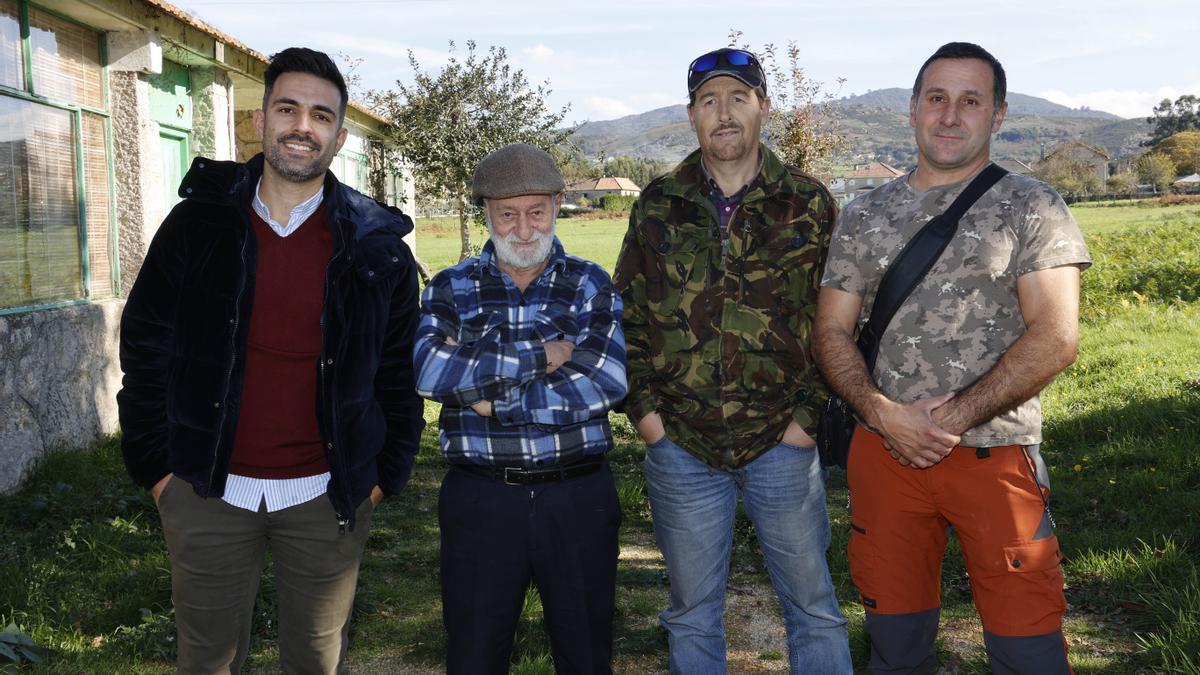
[
  {"left": 718, "top": 203, "right": 745, "bottom": 385},
  {"left": 209, "top": 227, "right": 250, "bottom": 495},
  {"left": 320, "top": 216, "right": 351, "bottom": 530}
]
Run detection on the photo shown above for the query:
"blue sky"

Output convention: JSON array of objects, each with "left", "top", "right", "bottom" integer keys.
[{"left": 178, "top": 0, "right": 1199, "bottom": 125}]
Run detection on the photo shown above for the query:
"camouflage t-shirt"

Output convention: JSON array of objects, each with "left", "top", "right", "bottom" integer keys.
[{"left": 821, "top": 165, "right": 1091, "bottom": 446}]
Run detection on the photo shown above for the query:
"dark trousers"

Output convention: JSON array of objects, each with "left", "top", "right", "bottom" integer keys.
[
  {"left": 439, "top": 462, "right": 621, "bottom": 675},
  {"left": 157, "top": 477, "right": 374, "bottom": 675}
]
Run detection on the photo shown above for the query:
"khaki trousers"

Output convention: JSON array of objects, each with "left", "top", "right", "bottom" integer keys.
[{"left": 157, "top": 476, "right": 374, "bottom": 675}]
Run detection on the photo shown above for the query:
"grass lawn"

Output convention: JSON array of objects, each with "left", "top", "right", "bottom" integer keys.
[
  {"left": 414, "top": 214, "right": 628, "bottom": 276},
  {"left": 2, "top": 199, "right": 1198, "bottom": 672}
]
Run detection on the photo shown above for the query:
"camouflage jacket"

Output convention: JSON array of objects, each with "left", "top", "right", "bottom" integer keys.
[{"left": 613, "top": 145, "right": 836, "bottom": 468}]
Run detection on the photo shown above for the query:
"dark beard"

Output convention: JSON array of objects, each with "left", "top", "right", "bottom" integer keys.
[{"left": 263, "top": 134, "right": 330, "bottom": 183}]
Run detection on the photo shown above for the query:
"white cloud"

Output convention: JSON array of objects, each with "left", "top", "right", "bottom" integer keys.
[
  {"left": 573, "top": 92, "right": 683, "bottom": 122},
  {"left": 628, "top": 92, "right": 680, "bottom": 111},
  {"left": 521, "top": 44, "right": 555, "bottom": 62},
  {"left": 581, "top": 96, "right": 636, "bottom": 120},
  {"left": 314, "top": 33, "right": 447, "bottom": 66},
  {"left": 1038, "top": 85, "right": 1199, "bottom": 120}
]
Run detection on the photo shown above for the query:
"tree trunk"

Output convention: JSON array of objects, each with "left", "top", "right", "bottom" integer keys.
[
  {"left": 457, "top": 196, "right": 473, "bottom": 262},
  {"left": 411, "top": 254, "right": 433, "bottom": 284}
]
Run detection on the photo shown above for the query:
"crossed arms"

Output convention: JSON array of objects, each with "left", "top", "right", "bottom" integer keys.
[{"left": 413, "top": 275, "right": 628, "bottom": 426}]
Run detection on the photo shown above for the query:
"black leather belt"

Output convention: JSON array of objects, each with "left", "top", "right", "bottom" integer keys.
[{"left": 451, "top": 457, "right": 604, "bottom": 485}]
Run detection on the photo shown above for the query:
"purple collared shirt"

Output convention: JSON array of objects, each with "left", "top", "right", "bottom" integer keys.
[{"left": 701, "top": 153, "right": 761, "bottom": 241}]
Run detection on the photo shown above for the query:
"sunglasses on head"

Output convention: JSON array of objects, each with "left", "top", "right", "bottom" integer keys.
[{"left": 689, "top": 49, "right": 759, "bottom": 75}]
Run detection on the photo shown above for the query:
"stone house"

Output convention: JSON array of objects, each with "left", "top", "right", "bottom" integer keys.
[
  {"left": 0, "top": 0, "right": 415, "bottom": 492},
  {"left": 1040, "top": 142, "right": 1110, "bottom": 184}
]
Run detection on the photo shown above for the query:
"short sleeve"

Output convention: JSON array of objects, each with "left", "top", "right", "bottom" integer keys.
[
  {"left": 1014, "top": 183, "right": 1092, "bottom": 276},
  {"left": 820, "top": 200, "right": 866, "bottom": 296}
]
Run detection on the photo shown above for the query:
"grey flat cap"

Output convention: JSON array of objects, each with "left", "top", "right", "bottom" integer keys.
[{"left": 471, "top": 143, "right": 565, "bottom": 205}]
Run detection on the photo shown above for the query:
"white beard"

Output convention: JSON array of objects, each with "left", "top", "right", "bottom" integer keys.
[{"left": 489, "top": 218, "right": 556, "bottom": 270}]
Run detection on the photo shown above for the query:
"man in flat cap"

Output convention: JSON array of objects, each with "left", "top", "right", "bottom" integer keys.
[
  {"left": 614, "top": 48, "right": 851, "bottom": 672},
  {"left": 413, "top": 143, "right": 628, "bottom": 673}
]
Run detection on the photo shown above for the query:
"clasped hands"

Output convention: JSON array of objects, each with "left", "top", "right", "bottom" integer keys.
[
  {"left": 874, "top": 392, "right": 964, "bottom": 469},
  {"left": 443, "top": 336, "right": 574, "bottom": 417}
]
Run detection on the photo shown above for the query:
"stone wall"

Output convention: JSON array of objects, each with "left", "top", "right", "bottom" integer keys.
[
  {"left": 234, "top": 109, "right": 260, "bottom": 161},
  {"left": 110, "top": 70, "right": 155, "bottom": 292},
  {"left": 0, "top": 302, "right": 123, "bottom": 493},
  {"left": 189, "top": 67, "right": 217, "bottom": 158}
]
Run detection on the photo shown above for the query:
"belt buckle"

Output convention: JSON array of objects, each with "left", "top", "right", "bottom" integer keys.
[{"left": 503, "top": 466, "right": 523, "bottom": 486}]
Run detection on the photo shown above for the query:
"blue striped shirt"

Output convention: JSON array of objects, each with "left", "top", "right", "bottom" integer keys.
[{"left": 414, "top": 239, "right": 627, "bottom": 468}]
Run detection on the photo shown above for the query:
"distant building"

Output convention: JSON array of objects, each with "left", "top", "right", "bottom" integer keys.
[
  {"left": 0, "top": 0, "right": 416, "bottom": 493},
  {"left": 994, "top": 158, "right": 1033, "bottom": 174},
  {"left": 1039, "top": 142, "right": 1110, "bottom": 184},
  {"left": 1174, "top": 173, "right": 1200, "bottom": 191},
  {"left": 834, "top": 162, "right": 906, "bottom": 204},
  {"left": 566, "top": 177, "right": 641, "bottom": 204}
]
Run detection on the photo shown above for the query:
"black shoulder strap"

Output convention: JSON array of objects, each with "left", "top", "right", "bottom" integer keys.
[{"left": 857, "top": 163, "right": 1009, "bottom": 367}]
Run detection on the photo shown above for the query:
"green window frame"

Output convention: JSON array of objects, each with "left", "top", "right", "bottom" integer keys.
[{"left": 0, "top": 0, "right": 117, "bottom": 315}]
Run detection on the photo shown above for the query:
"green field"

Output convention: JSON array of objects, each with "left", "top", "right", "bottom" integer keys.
[
  {"left": 415, "top": 214, "right": 627, "bottom": 275},
  {"left": 2, "top": 200, "right": 1198, "bottom": 672}
]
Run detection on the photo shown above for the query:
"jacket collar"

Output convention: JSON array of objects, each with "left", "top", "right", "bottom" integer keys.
[{"left": 177, "top": 154, "right": 414, "bottom": 283}]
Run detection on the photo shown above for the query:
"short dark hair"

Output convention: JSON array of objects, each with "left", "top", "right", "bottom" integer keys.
[
  {"left": 263, "top": 47, "right": 349, "bottom": 119},
  {"left": 912, "top": 42, "right": 1006, "bottom": 109}
]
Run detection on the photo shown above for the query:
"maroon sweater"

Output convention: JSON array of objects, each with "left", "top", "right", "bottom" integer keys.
[{"left": 228, "top": 205, "right": 333, "bottom": 478}]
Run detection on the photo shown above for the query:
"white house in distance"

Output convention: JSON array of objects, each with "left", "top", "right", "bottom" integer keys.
[
  {"left": 1173, "top": 173, "right": 1200, "bottom": 191},
  {"left": 565, "top": 176, "right": 641, "bottom": 205},
  {"left": 833, "top": 161, "right": 906, "bottom": 204},
  {"left": 0, "top": 0, "right": 416, "bottom": 492}
]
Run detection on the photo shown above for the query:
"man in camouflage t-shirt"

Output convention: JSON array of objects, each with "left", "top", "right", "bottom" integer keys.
[
  {"left": 614, "top": 48, "right": 852, "bottom": 673},
  {"left": 814, "top": 42, "right": 1090, "bottom": 674}
]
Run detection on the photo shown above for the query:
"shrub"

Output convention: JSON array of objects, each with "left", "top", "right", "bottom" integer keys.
[{"left": 600, "top": 194, "right": 638, "bottom": 212}]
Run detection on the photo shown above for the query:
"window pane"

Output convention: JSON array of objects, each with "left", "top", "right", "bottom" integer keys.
[
  {"left": 0, "top": 97, "right": 83, "bottom": 308},
  {"left": 0, "top": 0, "right": 22, "bottom": 90},
  {"left": 29, "top": 7, "right": 102, "bottom": 108},
  {"left": 82, "top": 111, "right": 113, "bottom": 299}
]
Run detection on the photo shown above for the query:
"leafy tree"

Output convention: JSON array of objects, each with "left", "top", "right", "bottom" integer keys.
[
  {"left": 1033, "top": 155, "right": 1103, "bottom": 196},
  {"left": 1136, "top": 153, "right": 1177, "bottom": 192},
  {"left": 367, "top": 41, "right": 572, "bottom": 261},
  {"left": 729, "top": 31, "right": 848, "bottom": 174},
  {"left": 553, "top": 148, "right": 601, "bottom": 186},
  {"left": 1151, "top": 130, "right": 1200, "bottom": 175},
  {"left": 1144, "top": 94, "right": 1199, "bottom": 147},
  {"left": 601, "top": 156, "right": 671, "bottom": 190},
  {"left": 1106, "top": 171, "right": 1138, "bottom": 194}
]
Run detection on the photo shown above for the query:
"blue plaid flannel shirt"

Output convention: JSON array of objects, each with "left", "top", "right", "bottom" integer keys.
[{"left": 414, "top": 239, "right": 627, "bottom": 467}]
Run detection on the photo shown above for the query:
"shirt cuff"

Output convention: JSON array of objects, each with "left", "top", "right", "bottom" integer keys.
[
  {"left": 514, "top": 339, "right": 549, "bottom": 379},
  {"left": 492, "top": 388, "right": 528, "bottom": 426},
  {"left": 624, "top": 391, "right": 658, "bottom": 425}
]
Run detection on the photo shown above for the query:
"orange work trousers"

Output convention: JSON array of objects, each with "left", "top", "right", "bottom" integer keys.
[{"left": 847, "top": 426, "right": 1067, "bottom": 637}]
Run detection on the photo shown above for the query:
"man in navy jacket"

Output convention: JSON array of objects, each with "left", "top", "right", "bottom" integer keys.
[{"left": 117, "top": 47, "right": 422, "bottom": 673}]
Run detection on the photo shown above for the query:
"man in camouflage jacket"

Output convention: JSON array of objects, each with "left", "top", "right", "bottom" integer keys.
[{"left": 613, "top": 47, "right": 852, "bottom": 673}]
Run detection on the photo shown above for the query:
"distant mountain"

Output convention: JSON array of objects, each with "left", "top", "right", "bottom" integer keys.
[
  {"left": 567, "top": 90, "right": 1149, "bottom": 169},
  {"left": 839, "top": 88, "right": 1123, "bottom": 120},
  {"left": 570, "top": 105, "right": 690, "bottom": 162},
  {"left": 571, "top": 105, "right": 688, "bottom": 140}
]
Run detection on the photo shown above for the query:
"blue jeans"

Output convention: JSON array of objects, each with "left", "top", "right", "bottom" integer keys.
[{"left": 643, "top": 436, "right": 852, "bottom": 674}]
